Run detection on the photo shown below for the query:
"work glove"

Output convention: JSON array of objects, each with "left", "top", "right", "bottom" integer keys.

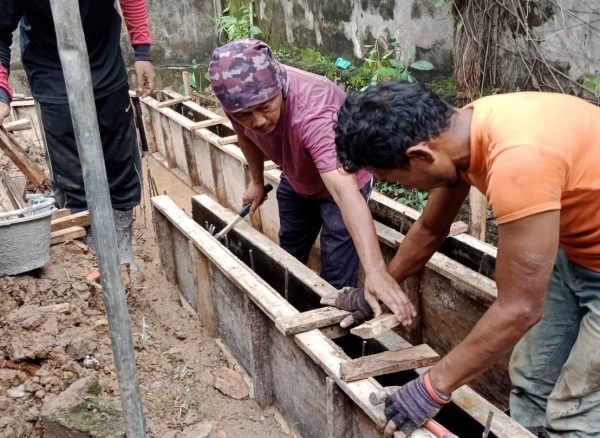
[
  {"left": 322, "top": 287, "right": 374, "bottom": 328},
  {"left": 381, "top": 373, "right": 451, "bottom": 436}
]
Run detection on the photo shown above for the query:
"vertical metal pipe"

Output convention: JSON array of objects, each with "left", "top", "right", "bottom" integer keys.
[{"left": 48, "top": 1, "right": 146, "bottom": 436}]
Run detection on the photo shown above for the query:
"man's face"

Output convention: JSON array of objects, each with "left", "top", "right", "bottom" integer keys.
[
  {"left": 230, "top": 93, "right": 283, "bottom": 134},
  {"left": 366, "top": 144, "right": 462, "bottom": 191}
]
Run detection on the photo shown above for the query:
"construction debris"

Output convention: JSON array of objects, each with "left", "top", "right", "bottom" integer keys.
[
  {"left": 211, "top": 367, "right": 249, "bottom": 400},
  {"left": 0, "top": 126, "right": 45, "bottom": 186}
]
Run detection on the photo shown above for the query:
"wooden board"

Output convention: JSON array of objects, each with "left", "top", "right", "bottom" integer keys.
[
  {"left": 350, "top": 313, "right": 403, "bottom": 339},
  {"left": 50, "top": 226, "right": 86, "bottom": 245},
  {"left": 189, "top": 117, "right": 228, "bottom": 130},
  {"left": 339, "top": 344, "right": 440, "bottom": 382},
  {"left": 156, "top": 96, "right": 190, "bottom": 108},
  {"left": 3, "top": 119, "right": 31, "bottom": 132},
  {"left": 469, "top": 187, "right": 487, "bottom": 241},
  {"left": 50, "top": 211, "right": 90, "bottom": 232},
  {"left": 275, "top": 307, "right": 349, "bottom": 335},
  {"left": 0, "top": 126, "right": 45, "bottom": 185}
]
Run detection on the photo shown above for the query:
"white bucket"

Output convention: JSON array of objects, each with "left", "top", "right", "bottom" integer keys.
[{"left": 0, "top": 196, "right": 57, "bottom": 276}]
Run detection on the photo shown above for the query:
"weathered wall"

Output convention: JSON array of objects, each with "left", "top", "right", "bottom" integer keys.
[
  {"left": 8, "top": 0, "right": 218, "bottom": 95},
  {"left": 259, "top": 0, "right": 456, "bottom": 75},
  {"left": 495, "top": 0, "right": 600, "bottom": 93}
]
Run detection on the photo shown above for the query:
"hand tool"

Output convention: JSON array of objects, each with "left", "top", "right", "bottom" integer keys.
[
  {"left": 370, "top": 388, "right": 459, "bottom": 438},
  {"left": 482, "top": 410, "right": 494, "bottom": 438},
  {"left": 213, "top": 183, "right": 273, "bottom": 239}
]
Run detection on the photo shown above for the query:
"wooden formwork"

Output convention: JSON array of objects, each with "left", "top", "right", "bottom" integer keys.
[
  {"left": 135, "top": 90, "right": 513, "bottom": 404},
  {"left": 152, "top": 194, "right": 533, "bottom": 438}
]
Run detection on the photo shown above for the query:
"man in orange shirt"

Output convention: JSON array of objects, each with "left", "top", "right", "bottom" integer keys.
[{"left": 333, "top": 81, "right": 600, "bottom": 437}]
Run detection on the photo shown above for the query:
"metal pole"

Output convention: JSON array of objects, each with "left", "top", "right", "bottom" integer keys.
[{"left": 48, "top": 1, "right": 146, "bottom": 436}]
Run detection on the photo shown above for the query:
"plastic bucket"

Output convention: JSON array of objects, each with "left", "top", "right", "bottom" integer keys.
[{"left": 0, "top": 196, "right": 57, "bottom": 276}]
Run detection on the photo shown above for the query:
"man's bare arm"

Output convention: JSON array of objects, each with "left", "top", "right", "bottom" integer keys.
[
  {"left": 429, "top": 210, "right": 560, "bottom": 394},
  {"left": 387, "top": 181, "right": 471, "bottom": 283},
  {"left": 321, "top": 170, "right": 416, "bottom": 325},
  {"left": 237, "top": 134, "right": 267, "bottom": 212}
]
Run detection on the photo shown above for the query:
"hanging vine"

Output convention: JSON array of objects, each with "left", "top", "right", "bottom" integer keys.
[{"left": 447, "top": 0, "right": 600, "bottom": 104}]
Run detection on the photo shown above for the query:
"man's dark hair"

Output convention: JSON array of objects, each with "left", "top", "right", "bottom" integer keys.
[{"left": 335, "top": 81, "right": 455, "bottom": 173}]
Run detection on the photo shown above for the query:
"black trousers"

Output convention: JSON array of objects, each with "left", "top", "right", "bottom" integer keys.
[
  {"left": 276, "top": 174, "right": 373, "bottom": 289},
  {"left": 37, "top": 85, "right": 142, "bottom": 212}
]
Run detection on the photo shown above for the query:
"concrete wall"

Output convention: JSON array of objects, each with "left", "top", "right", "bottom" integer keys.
[
  {"left": 496, "top": 0, "right": 600, "bottom": 93},
  {"left": 258, "top": 0, "right": 455, "bottom": 76},
  {"left": 8, "top": 0, "right": 218, "bottom": 94}
]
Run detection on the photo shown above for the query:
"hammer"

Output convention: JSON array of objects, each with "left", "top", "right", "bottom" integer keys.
[{"left": 370, "top": 387, "right": 459, "bottom": 438}]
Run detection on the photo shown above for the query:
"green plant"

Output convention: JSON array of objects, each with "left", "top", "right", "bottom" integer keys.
[
  {"left": 215, "top": 1, "right": 262, "bottom": 43},
  {"left": 375, "top": 181, "right": 429, "bottom": 212},
  {"left": 362, "top": 28, "right": 434, "bottom": 89},
  {"left": 582, "top": 73, "right": 600, "bottom": 98}
]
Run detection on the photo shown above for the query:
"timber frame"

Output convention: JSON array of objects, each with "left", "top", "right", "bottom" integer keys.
[
  {"left": 135, "top": 90, "right": 507, "bottom": 400},
  {"left": 152, "top": 195, "right": 533, "bottom": 438}
]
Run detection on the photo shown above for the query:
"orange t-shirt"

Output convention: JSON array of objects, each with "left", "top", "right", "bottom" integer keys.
[{"left": 462, "top": 92, "right": 600, "bottom": 272}]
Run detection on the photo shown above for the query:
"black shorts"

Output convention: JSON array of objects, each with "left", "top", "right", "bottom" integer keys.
[{"left": 38, "top": 85, "right": 141, "bottom": 212}]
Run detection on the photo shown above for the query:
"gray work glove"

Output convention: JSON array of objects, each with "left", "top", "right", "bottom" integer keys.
[{"left": 320, "top": 287, "right": 374, "bottom": 328}]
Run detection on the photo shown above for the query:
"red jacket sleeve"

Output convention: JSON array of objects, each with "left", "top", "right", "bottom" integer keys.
[
  {"left": 0, "top": 1, "right": 24, "bottom": 104},
  {"left": 117, "top": 0, "right": 152, "bottom": 60}
]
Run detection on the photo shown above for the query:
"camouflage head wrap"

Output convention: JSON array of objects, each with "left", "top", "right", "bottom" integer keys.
[{"left": 209, "top": 39, "right": 288, "bottom": 113}]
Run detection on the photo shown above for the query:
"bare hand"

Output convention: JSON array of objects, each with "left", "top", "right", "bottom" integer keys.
[
  {"left": 0, "top": 102, "right": 10, "bottom": 125},
  {"left": 364, "top": 270, "right": 416, "bottom": 326},
  {"left": 243, "top": 182, "right": 268, "bottom": 214},
  {"left": 134, "top": 61, "right": 155, "bottom": 98}
]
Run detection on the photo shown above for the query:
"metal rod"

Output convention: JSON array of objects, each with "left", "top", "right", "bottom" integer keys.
[
  {"left": 284, "top": 268, "right": 289, "bottom": 301},
  {"left": 48, "top": 1, "right": 146, "bottom": 436},
  {"left": 482, "top": 410, "right": 494, "bottom": 438},
  {"left": 361, "top": 340, "right": 367, "bottom": 357},
  {"left": 249, "top": 249, "right": 255, "bottom": 271},
  {"left": 400, "top": 211, "right": 406, "bottom": 234}
]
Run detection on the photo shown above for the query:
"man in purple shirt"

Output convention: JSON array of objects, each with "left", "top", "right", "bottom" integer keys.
[{"left": 209, "top": 39, "right": 414, "bottom": 326}]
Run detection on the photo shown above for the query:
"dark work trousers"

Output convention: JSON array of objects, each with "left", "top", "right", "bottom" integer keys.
[
  {"left": 37, "top": 85, "right": 142, "bottom": 213},
  {"left": 276, "top": 174, "right": 373, "bottom": 289}
]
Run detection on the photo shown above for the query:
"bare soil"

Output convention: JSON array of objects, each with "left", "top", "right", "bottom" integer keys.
[{"left": 0, "top": 114, "right": 293, "bottom": 437}]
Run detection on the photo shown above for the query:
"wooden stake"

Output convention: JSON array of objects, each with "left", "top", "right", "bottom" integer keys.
[
  {"left": 217, "top": 134, "right": 238, "bottom": 145},
  {"left": 326, "top": 377, "right": 352, "bottom": 438},
  {"left": 0, "top": 126, "right": 45, "bottom": 186},
  {"left": 469, "top": 187, "right": 487, "bottom": 241},
  {"left": 245, "top": 295, "right": 273, "bottom": 408},
  {"left": 182, "top": 71, "right": 192, "bottom": 98},
  {"left": 339, "top": 344, "right": 440, "bottom": 382}
]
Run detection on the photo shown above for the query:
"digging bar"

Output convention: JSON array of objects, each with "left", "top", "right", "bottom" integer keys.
[{"left": 48, "top": 0, "right": 146, "bottom": 436}]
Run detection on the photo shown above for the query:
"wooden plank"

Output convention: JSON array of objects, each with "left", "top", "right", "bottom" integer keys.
[
  {"left": 188, "top": 117, "right": 228, "bottom": 130},
  {"left": 400, "top": 273, "right": 422, "bottom": 345},
  {"left": 245, "top": 295, "right": 273, "bottom": 407},
  {"left": 0, "top": 173, "right": 24, "bottom": 210},
  {"left": 217, "top": 134, "right": 238, "bottom": 145},
  {"left": 50, "top": 226, "right": 86, "bottom": 245},
  {"left": 275, "top": 307, "right": 349, "bottom": 335},
  {"left": 52, "top": 209, "right": 72, "bottom": 220},
  {"left": 139, "top": 99, "right": 158, "bottom": 153},
  {"left": 469, "top": 187, "right": 487, "bottom": 241},
  {"left": 168, "top": 117, "right": 189, "bottom": 176},
  {"left": 293, "top": 331, "right": 434, "bottom": 438},
  {"left": 151, "top": 196, "right": 298, "bottom": 325},
  {"left": 182, "top": 71, "right": 192, "bottom": 97},
  {"left": 3, "top": 119, "right": 31, "bottom": 132},
  {"left": 326, "top": 377, "right": 353, "bottom": 438},
  {"left": 159, "top": 114, "right": 177, "bottom": 169},
  {"left": 0, "top": 179, "right": 14, "bottom": 212},
  {"left": 50, "top": 211, "right": 90, "bottom": 232},
  {"left": 156, "top": 96, "right": 191, "bottom": 108},
  {"left": 152, "top": 201, "right": 176, "bottom": 283},
  {"left": 374, "top": 331, "right": 534, "bottom": 438},
  {"left": 339, "top": 344, "right": 440, "bottom": 382},
  {"left": 350, "top": 313, "right": 402, "bottom": 339},
  {"left": 0, "top": 127, "right": 45, "bottom": 186},
  {"left": 448, "top": 221, "right": 468, "bottom": 237},
  {"left": 189, "top": 241, "right": 217, "bottom": 336}
]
